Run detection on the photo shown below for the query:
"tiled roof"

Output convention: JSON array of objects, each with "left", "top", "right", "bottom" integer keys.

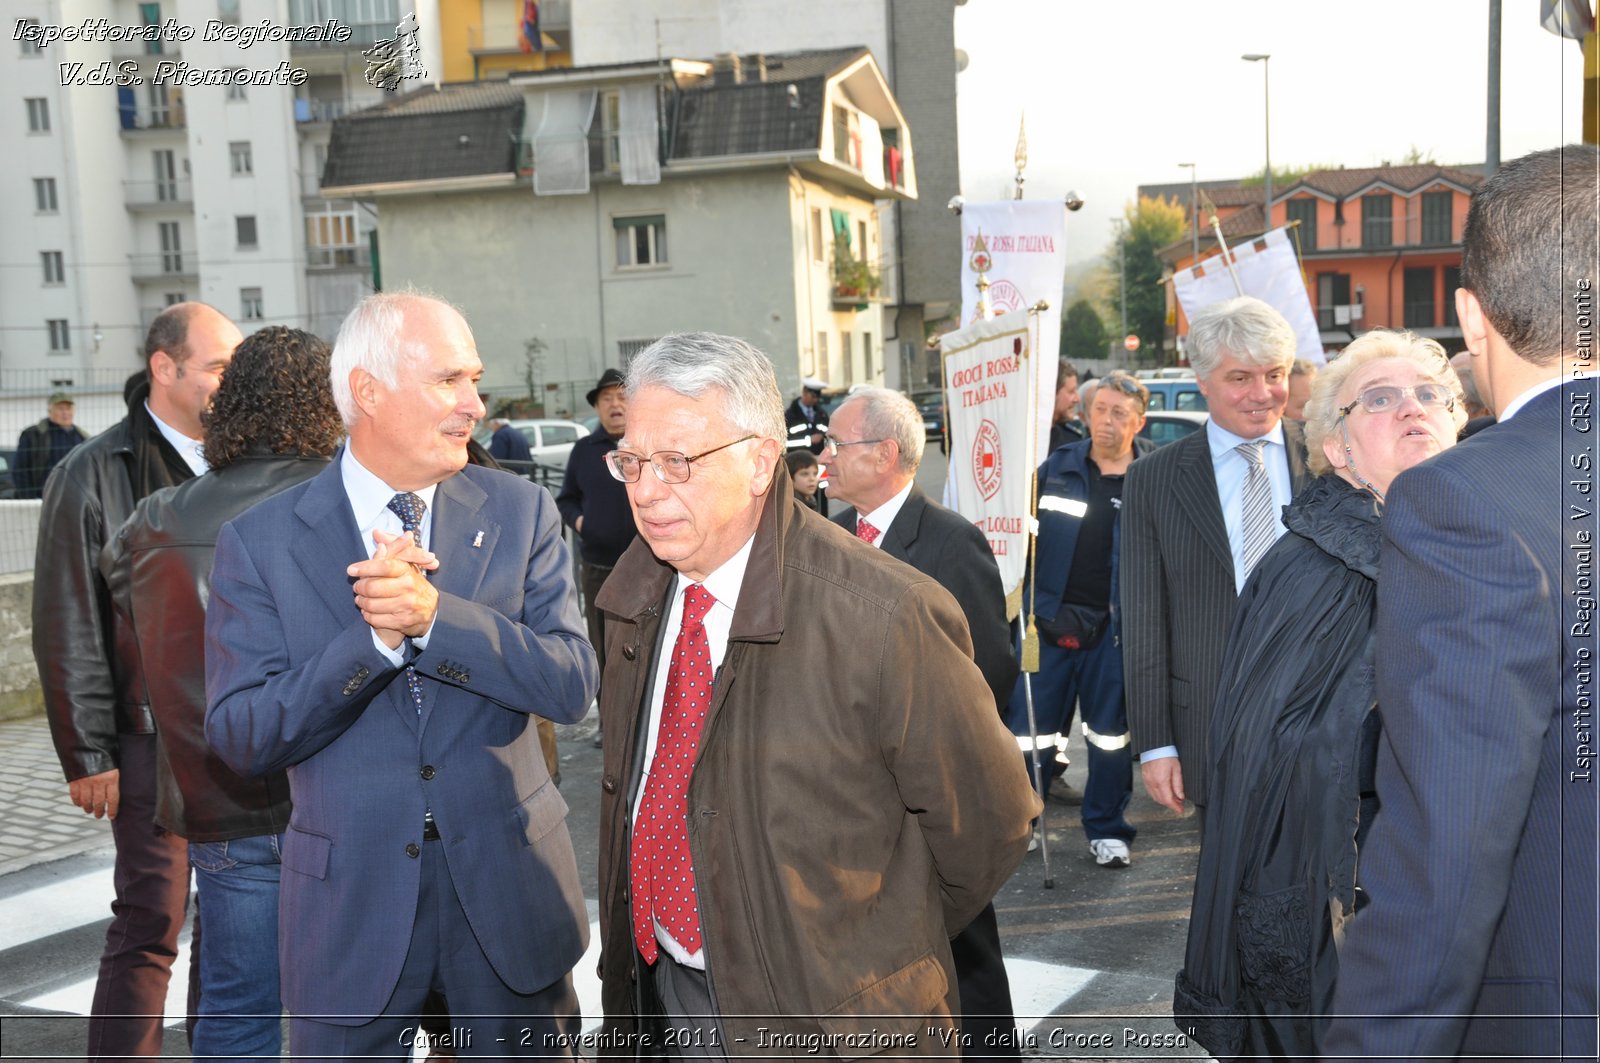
[
  {"left": 321, "top": 92, "right": 522, "bottom": 188},
  {"left": 1288, "top": 163, "right": 1483, "bottom": 198},
  {"left": 340, "top": 79, "right": 522, "bottom": 118},
  {"left": 671, "top": 47, "right": 864, "bottom": 158}
]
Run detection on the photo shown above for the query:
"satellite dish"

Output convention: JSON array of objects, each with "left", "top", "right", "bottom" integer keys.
[{"left": 954, "top": 48, "right": 969, "bottom": 72}]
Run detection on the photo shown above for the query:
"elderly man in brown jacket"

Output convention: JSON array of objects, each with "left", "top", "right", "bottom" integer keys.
[{"left": 595, "top": 333, "right": 1038, "bottom": 1057}]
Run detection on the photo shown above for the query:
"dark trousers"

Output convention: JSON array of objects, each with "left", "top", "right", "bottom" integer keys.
[
  {"left": 87, "top": 731, "right": 192, "bottom": 1061},
  {"left": 950, "top": 903, "right": 1020, "bottom": 1063},
  {"left": 290, "top": 840, "right": 580, "bottom": 1060},
  {"left": 580, "top": 560, "right": 613, "bottom": 675},
  {"left": 640, "top": 951, "right": 725, "bottom": 1060}
]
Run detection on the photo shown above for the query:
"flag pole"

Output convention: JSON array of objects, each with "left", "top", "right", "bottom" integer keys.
[{"left": 1019, "top": 300, "right": 1053, "bottom": 889}]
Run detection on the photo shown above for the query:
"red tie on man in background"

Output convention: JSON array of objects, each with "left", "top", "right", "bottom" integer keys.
[
  {"left": 855, "top": 518, "right": 880, "bottom": 545},
  {"left": 629, "top": 584, "right": 717, "bottom": 964}
]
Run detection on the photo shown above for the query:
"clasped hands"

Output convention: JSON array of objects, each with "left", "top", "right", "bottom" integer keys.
[{"left": 348, "top": 529, "right": 441, "bottom": 651}]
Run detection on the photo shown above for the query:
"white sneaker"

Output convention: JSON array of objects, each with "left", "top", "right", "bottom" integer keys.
[
  {"left": 1090, "top": 838, "right": 1131, "bottom": 869},
  {"left": 1027, "top": 827, "right": 1040, "bottom": 853}
]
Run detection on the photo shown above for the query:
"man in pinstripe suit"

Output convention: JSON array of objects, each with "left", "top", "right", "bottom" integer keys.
[
  {"left": 1324, "top": 145, "right": 1598, "bottom": 1060},
  {"left": 1119, "top": 297, "right": 1309, "bottom": 822}
]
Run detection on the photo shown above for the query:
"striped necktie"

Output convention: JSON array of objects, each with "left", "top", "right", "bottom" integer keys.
[{"left": 1236, "top": 441, "right": 1274, "bottom": 584}]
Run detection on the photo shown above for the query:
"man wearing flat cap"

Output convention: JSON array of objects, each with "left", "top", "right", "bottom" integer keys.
[
  {"left": 15, "top": 391, "right": 88, "bottom": 499},
  {"left": 557, "top": 367, "right": 637, "bottom": 736}
]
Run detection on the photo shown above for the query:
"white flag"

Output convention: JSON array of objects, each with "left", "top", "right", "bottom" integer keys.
[
  {"left": 1172, "top": 227, "right": 1325, "bottom": 365},
  {"left": 940, "top": 310, "right": 1036, "bottom": 614},
  {"left": 959, "top": 201, "right": 1068, "bottom": 469}
]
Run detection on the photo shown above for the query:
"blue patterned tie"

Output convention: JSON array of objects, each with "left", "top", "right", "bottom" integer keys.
[{"left": 385, "top": 492, "right": 427, "bottom": 715}]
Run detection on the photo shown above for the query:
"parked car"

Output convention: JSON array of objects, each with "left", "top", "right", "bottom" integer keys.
[
  {"left": 1141, "top": 378, "right": 1208, "bottom": 413},
  {"left": 505, "top": 418, "right": 587, "bottom": 470},
  {"left": 907, "top": 390, "right": 947, "bottom": 454},
  {"left": 1138, "top": 409, "right": 1209, "bottom": 447}
]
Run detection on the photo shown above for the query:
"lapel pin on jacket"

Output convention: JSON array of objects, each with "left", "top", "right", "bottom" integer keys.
[{"left": 472, "top": 530, "right": 484, "bottom": 548}]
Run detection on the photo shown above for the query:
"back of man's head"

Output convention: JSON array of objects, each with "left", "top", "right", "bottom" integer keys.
[
  {"left": 839, "top": 388, "right": 925, "bottom": 477},
  {"left": 202, "top": 326, "right": 343, "bottom": 472},
  {"left": 1461, "top": 144, "right": 1600, "bottom": 367},
  {"left": 1187, "top": 296, "right": 1296, "bottom": 377}
]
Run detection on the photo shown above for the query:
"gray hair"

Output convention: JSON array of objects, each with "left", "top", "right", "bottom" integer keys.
[
  {"left": 1290, "top": 358, "right": 1319, "bottom": 378},
  {"left": 625, "top": 332, "right": 786, "bottom": 441},
  {"left": 836, "top": 387, "right": 925, "bottom": 474},
  {"left": 1302, "top": 329, "right": 1467, "bottom": 477},
  {"left": 330, "top": 289, "right": 466, "bottom": 427},
  {"left": 1078, "top": 378, "right": 1100, "bottom": 410},
  {"left": 1187, "top": 296, "right": 1297, "bottom": 378}
]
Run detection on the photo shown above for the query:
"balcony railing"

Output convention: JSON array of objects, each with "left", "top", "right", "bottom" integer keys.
[
  {"left": 124, "top": 179, "right": 192, "bottom": 207},
  {"left": 289, "top": 19, "right": 396, "bottom": 50},
  {"left": 307, "top": 245, "right": 369, "bottom": 269},
  {"left": 129, "top": 253, "right": 196, "bottom": 281},
  {"left": 111, "top": 39, "right": 179, "bottom": 61},
  {"left": 295, "top": 97, "right": 349, "bottom": 123}
]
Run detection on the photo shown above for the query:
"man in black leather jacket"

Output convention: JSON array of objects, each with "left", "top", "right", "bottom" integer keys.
[
  {"left": 33, "top": 302, "right": 241, "bottom": 1059},
  {"left": 103, "top": 326, "right": 343, "bottom": 1059}
]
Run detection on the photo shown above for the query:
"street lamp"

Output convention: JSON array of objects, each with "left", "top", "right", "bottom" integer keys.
[
  {"left": 1241, "top": 54, "right": 1271, "bottom": 234},
  {"left": 1178, "top": 162, "right": 1198, "bottom": 262}
]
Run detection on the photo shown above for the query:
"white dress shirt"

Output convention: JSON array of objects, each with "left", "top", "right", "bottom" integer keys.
[
  {"left": 633, "top": 532, "right": 755, "bottom": 968},
  {"left": 855, "top": 480, "right": 914, "bottom": 548},
  {"left": 146, "top": 403, "right": 208, "bottom": 476},
  {"left": 340, "top": 446, "right": 439, "bottom": 665}
]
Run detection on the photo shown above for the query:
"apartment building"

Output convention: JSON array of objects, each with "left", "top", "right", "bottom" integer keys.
[{"left": 0, "top": 0, "right": 425, "bottom": 436}]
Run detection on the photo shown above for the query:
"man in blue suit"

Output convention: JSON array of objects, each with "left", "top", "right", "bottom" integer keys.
[
  {"left": 205, "top": 291, "right": 598, "bottom": 1059},
  {"left": 1324, "top": 145, "right": 1599, "bottom": 1059}
]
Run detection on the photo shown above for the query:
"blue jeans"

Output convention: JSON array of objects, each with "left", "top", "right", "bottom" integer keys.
[{"left": 188, "top": 833, "right": 284, "bottom": 1060}]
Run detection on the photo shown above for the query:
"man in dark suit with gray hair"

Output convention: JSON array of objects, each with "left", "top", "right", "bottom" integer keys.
[
  {"left": 1324, "top": 144, "right": 1598, "bottom": 1060},
  {"left": 1120, "top": 295, "right": 1309, "bottom": 823}
]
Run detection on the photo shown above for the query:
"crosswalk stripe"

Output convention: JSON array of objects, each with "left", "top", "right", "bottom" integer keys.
[
  {"left": 0, "top": 865, "right": 114, "bottom": 953},
  {"left": 5, "top": 867, "right": 1094, "bottom": 1032}
]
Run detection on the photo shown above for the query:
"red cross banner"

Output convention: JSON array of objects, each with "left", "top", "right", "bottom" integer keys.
[{"left": 940, "top": 310, "right": 1037, "bottom": 616}]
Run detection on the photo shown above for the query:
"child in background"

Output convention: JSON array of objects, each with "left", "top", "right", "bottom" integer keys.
[{"left": 785, "top": 450, "right": 823, "bottom": 513}]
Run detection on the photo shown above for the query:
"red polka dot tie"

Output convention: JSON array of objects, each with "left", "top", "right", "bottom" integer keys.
[
  {"left": 629, "top": 584, "right": 717, "bottom": 964},
  {"left": 855, "top": 517, "right": 880, "bottom": 545}
]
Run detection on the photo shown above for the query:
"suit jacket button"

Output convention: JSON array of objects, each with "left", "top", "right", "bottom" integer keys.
[
  {"left": 405, "top": 842, "right": 420, "bottom": 858},
  {"left": 436, "top": 664, "right": 449, "bottom": 676},
  {"left": 602, "top": 775, "right": 617, "bottom": 794},
  {"left": 622, "top": 645, "right": 636, "bottom": 661},
  {"left": 457, "top": 670, "right": 469, "bottom": 682},
  {"left": 420, "top": 765, "right": 436, "bottom": 780}
]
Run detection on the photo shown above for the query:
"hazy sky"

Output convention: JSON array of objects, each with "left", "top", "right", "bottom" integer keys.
[{"left": 953, "top": 0, "right": 1585, "bottom": 263}]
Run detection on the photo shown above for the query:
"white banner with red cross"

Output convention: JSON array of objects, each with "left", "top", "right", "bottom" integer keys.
[
  {"left": 959, "top": 201, "right": 1069, "bottom": 471},
  {"left": 939, "top": 310, "right": 1037, "bottom": 614}
]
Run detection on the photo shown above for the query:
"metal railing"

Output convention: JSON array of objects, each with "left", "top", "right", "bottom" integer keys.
[
  {"left": 295, "top": 97, "right": 349, "bottom": 123},
  {"left": 129, "top": 253, "right": 195, "bottom": 281},
  {"left": 307, "top": 245, "right": 369, "bottom": 269},
  {"left": 123, "top": 179, "right": 192, "bottom": 206}
]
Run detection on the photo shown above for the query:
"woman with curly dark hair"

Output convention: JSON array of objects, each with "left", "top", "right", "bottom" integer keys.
[{"left": 200, "top": 326, "right": 344, "bottom": 470}]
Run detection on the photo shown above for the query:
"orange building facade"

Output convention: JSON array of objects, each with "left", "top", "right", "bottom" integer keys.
[{"left": 1155, "top": 164, "right": 1483, "bottom": 359}]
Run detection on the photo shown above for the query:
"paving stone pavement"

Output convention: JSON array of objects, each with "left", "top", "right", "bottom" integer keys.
[{"left": 0, "top": 716, "right": 112, "bottom": 876}]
